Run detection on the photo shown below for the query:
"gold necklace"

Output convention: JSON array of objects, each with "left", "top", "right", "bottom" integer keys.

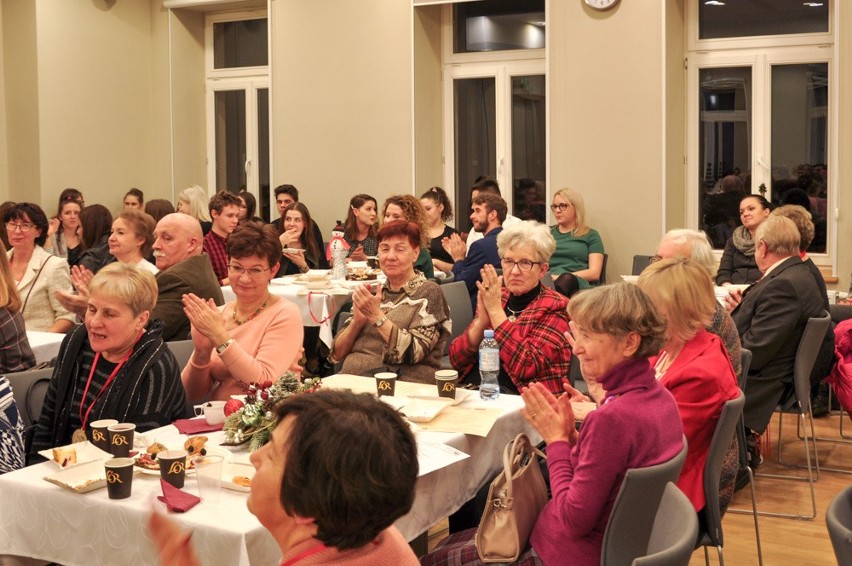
[{"left": 232, "top": 295, "right": 270, "bottom": 326}]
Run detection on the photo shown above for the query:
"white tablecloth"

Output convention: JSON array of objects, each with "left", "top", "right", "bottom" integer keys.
[
  {"left": 0, "top": 374, "right": 539, "bottom": 565},
  {"left": 25, "top": 331, "right": 65, "bottom": 364},
  {"left": 220, "top": 277, "right": 357, "bottom": 347}
]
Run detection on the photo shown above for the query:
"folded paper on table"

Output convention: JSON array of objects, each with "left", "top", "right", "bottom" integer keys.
[
  {"left": 414, "top": 406, "right": 505, "bottom": 437},
  {"left": 417, "top": 441, "right": 470, "bottom": 477},
  {"left": 401, "top": 398, "right": 453, "bottom": 423}
]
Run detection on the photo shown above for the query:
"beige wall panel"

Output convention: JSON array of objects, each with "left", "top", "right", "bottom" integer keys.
[
  {"left": 34, "top": 0, "right": 155, "bottom": 213},
  {"left": 271, "top": 0, "right": 413, "bottom": 235},
  {"left": 167, "top": 8, "right": 207, "bottom": 199},
  {"left": 664, "top": 0, "right": 686, "bottom": 232},
  {"left": 413, "top": 4, "right": 443, "bottom": 195},
  {"left": 147, "top": 2, "right": 178, "bottom": 202},
  {"left": 2, "top": 1, "right": 41, "bottom": 203},
  {"left": 0, "top": 3, "right": 8, "bottom": 196},
  {"left": 549, "top": 1, "right": 666, "bottom": 280}
]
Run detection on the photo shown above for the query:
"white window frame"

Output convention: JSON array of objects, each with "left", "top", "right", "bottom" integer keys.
[
  {"left": 204, "top": 9, "right": 270, "bottom": 204},
  {"left": 685, "top": 1, "right": 837, "bottom": 270},
  {"left": 440, "top": 4, "right": 546, "bottom": 218}
]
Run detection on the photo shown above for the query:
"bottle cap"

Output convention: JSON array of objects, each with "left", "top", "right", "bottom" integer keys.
[{"left": 484, "top": 329, "right": 494, "bottom": 339}]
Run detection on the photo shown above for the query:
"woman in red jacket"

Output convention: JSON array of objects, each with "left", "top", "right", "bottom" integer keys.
[{"left": 638, "top": 258, "right": 740, "bottom": 514}]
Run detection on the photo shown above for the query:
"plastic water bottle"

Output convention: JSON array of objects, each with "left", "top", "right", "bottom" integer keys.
[{"left": 479, "top": 329, "right": 500, "bottom": 400}]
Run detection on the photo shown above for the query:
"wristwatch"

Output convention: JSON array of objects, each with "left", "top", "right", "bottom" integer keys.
[
  {"left": 216, "top": 338, "right": 235, "bottom": 355},
  {"left": 374, "top": 316, "right": 388, "bottom": 328}
]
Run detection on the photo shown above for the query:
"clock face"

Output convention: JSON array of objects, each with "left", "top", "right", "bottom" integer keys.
[{"left": 585, "top": 0, "right": 620, "bottom": 10}]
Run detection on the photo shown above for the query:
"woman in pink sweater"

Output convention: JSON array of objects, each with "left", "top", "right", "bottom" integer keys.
[{"left": 181, "top": 221, "right": 303, "bottom": 401}]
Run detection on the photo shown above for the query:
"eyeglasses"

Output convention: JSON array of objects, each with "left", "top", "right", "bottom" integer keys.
[
  {"left": 228, "top": 264, "right": 271, "bottom": 278},
  {"left": 5, "top": 222, "right": 35, "bottom": 233},
  {"left": 549, "top": 203, "right": 570, "bottom": 212},
  {"left": 500, "top": 258, "right": 542, "bottom": 272}
]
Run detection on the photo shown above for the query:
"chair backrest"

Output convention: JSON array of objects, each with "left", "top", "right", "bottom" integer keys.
[
  {"left": 631, "top": 484, "right": 699, "bottom": 566},
  {"left": 440, "top": 281, "right": 474, "bottom": 355},
  {"left": 738, "top": 348, "right": 752, "bottom": 391},
  {"left": 167, "top": 339, "right": 195, "bottom": 369},
  {"left": 541, "top": 274, "right": 555, "bottom": 290},
  {"left": 6, "top": 367, "right": 54, "bottom": 428},
  {"left": 600, "top": 440, "right": 688, "bottom": 566},
  {"left": 700, "top": 389, "right": 746, "bottom": 548},
  {"left": 438, "top": 273, "right": 456, "bottom": 284},
  {"left": 826, "top": 485, "right": 852, "bottom": 566},
  {"left": 632, "top": 255, "right": 653, "bottom": 276},
  {"left": 830, "top": 304, "right": 852, "bottom": 325},
  {"left": 736, "top": 349, "right": 753, "bottom": 470},
  {"left": 793, "top": 312, "right": 831, "bottom": 413},
  {"left": 600, "top": 253, "right": 609, "bottom": 285}
]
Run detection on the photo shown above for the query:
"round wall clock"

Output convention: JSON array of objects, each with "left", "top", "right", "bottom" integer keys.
[{"left": 585, "top": 0, "right": 620, "bottom": 10}]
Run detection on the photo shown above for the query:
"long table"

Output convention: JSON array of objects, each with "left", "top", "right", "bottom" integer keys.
[
  {"left": 0, "top": 374, "right": 538, "bottom": 565},
  {"left": 25, "top": 331, "right": 65, "bottom": 365}
]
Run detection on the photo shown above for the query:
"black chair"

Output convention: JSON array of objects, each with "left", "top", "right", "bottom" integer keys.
[
  {"left": 440, "top": 281, "right": 474, "bottom": 368},
  {"left": 632, "top": 255, "right": 653, "bottom": 276},
  {"left": 600, "top": 441, "right": 688, "bottom": 566},
  {"left": 599, "top": 253, "right": 609, "bottom": 285},
  {"left": 5, "top": 367, "right": 54, "bottom": 454},
  {"left": 631, "top": 484, "right": 698, "bottom": 566},
  {"left": 695, "top": 390, "right": 745, "bottom": 566},
  {"left": 826, "top": 485, "right": 852, "bottom": 566}
]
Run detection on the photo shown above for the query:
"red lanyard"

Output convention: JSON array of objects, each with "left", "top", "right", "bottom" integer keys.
[
  {"left": 78, "top": 349, "right": 133, "bottom": 429},
  {"left": 280, "top": 543, "right": 327, "bottom": 566}
]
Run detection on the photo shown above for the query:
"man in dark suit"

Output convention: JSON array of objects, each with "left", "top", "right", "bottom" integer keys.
[
  {"left": 732, "top": 215, "right": 827, "bottom": 437},
  {"left": 152, "top": 213, "right": 224, "bottom": 341},
  {"left": 445, "top": 193, "right": 505, "bottom": 309}
]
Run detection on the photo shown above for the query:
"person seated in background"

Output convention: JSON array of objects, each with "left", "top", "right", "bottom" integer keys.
[
  {"left": 30, "top": 264, "right": 188, "bottom": 458},
  {"left": 424, "top": 283, "right": 684, "bottom": 566},
  {"left": 202, "top": 191, "right": 242, "bottom": 285},
  {"left": 445, "top": 193, "right": 505, "bottom": 308},
  {"left": 731, "top": 215, "right": 830, "bottom": 467},
  {"left": 780, "top": 188, "right": 827, "bottom": 253},
  {"left": 236, "top": 190, "right": 263, "bottom": 224},
  {"left": 182, "top": 221, "right": 303, "bottom": 402},
  {"left": 144, "top": 199, "right": 175, "bottom": 223},
  {"left": 461, "top": 177, "right": 521, "bottom": 253},
  {"left": 549, "top": 188, "right": 605, "bottom": 297},
  {"left": 420, "top": 186, "right": 458, "bottom": 274},
  {"left": 270, "top": 184, "right": 326, "bottom": 255},
  {"left": 123, "top": 188, "right": 144, "bottom": 211},
  {"left": 107, "top": 210, "right": 158, "bottom": 274},
  {"left": 330, "top": 221, "right": 450, "bottom": 383},
  {"left": 654, "top": 229, "right": 742, "bottom": 378},
  {"left": 0, "top": 241, "right": 35, "bottom": 374},
  {"left": 177, "top": 185, "right": 213, "bottom": 236},
  {"left": 637, "top": 259, "right": 740, "bottom": 515},
  {"left": 149, "top": 389, "right": 420, "bottom": 566},
  {"left": 44, "top": 194, "right": 83, "bottom": 265},
  {"left": 701, "top": 174, "right": 745, "bottom": 249},
  {"left": 76, "top": 204, "right": 114, "bottom": 273},
  {"left": 4, "top": 203, "right": 75, "bottom": 333},
  {"left": 275, "top": 202, "right": 328, "bottom": 277},
  {"left": 716, "top": 194, "right": 771, "bottom": 286},
  {"left": 342, "top": 194, "right": 378, "bottom": 261},
  {"left": 381, "top": 195, "right": 435, "bottom": 279},
  {"left": 0, "top": 202, "right": 14, "bottom": 250},
  {"left": 449, "top": 222, "right": 570, "bottom": 395}
]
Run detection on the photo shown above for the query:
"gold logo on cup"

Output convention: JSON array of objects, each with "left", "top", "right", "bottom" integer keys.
[
  {"left": 167, "top": 461, "right": 185, "bottom": 475},
  {"left": 93, "top": 430, "right": 105, "bottom": 442},
  {"left": 378, "top": 381, "right": 392, "bottom": 391},
  {"left": 441, "top": 382, "right": 456, "bottom": 392},
  {"left": 106, "top": 470, "right": 123, "bottom": 484},
  {"left": 112, "top": 435, "right": 128, "bottom": 446}
]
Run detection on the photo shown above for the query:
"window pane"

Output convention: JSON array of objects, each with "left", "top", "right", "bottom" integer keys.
[
  {"left": 454, "top": 0, "right": 545, "bottom": 54},
  {"left": 214, "top": 90, "right": 247, "bottom": 192},
  {"left": 698, "top": 67, "right": 752, "bottom": 249},
  {"left": 454, "top": 77, "right": 496, "bottom": 234},
  {"left": 257, "top": 88, "right": 270, "bottom": 221},
  {"left": 213, "top": 19, "right": 268, "bottom": 69},
  {"left": 511, "top": 75, "right": 546, "bottom": 223},
  {"left": 699, "top": 1, "right": 828, "bottom": 40},
  {"left": 771, "top": 63, "right": 828, "bottom": 253}
]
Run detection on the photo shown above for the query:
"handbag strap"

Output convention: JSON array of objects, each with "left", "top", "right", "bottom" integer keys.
[
  {"left": 21, "top": 255, "right": 55, "bottom": 313},
  {"left": 498, "top": 433, "right": 547, "bottom": 507}
]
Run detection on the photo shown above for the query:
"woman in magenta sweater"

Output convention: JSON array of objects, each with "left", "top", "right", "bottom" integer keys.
[{"left": 423, "top": 283, "right": 684, "bottom": 566}]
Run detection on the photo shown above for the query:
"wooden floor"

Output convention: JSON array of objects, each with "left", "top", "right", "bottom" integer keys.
[{"left": 427, "top": 410, "right": 851, "bottom": 565}]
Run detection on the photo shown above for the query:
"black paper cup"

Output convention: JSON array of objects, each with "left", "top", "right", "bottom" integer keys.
[
  {"left": 90, "top": 419, "right": 118, "bottom": 452},
  {"left": 105, "top": 458, "right": 135, "bottom": 499},
  {"left": 375, "top": 372, "right": 397, "bottom": 397},
  {"left": 158, "top": 450, "right": 189, "bottom": 489},
  {"left": 107, "top": 423, "right": 136, "bottom": 457},
  {"left": 435, "top": 369, "right": 459, "bottom": 400}
]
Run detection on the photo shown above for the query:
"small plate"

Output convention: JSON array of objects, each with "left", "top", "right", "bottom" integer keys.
[
  {"left": 43, "top": 459, "right": 109, "bottom": 493},
  {"left": 222, "top": 462, "right": 255, "bottom": 493},
  {"left": 38, "top": 441, "right": 113, "bottom": 471},
  {"left": 410, "top": 387, "right": 474, "bottom": 406},
  {"left": 135, "top": 444, "right": 231, "bottom": 475}
]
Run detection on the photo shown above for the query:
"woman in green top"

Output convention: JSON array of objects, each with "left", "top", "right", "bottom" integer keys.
[{"left": 549, "top": 188, "right": 605, "bottom": 295}]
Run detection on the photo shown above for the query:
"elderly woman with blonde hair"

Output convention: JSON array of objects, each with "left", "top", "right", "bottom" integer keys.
[
  {"left": 177, "top": 185, "right": 213, "bottom": 235},
  {"left": 449, "top": 221, "right": 571, "bottom": 394},
  {"left": 30, "top": 263, "right": 187, "bottom": 457}
]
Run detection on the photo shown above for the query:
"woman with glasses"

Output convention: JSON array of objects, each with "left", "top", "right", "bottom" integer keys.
[
  {"left": 449, "top": 222, "right": 571, "bottom": 394},
  {"left": 275, "top": 202, "right": 328, "bottom": 277},
  {"left": 3, "top": 203, "right": 75, "bottom": 333},
  {"left": 549, "top": 188, "right": 605, "bottom": 297},
  {"left": 331, "top": 221, "right": 451, "bottom": 383},
  {"left": 181, "top": 221, "right": 303, "bottom": 401}
]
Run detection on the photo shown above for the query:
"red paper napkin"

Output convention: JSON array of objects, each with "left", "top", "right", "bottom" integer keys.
[
  {"left": 173, "top": 419, "right": 223, "bottom": 434},
  {"left": 158, "top": 478, "right": 201, "bottom": 513}
]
